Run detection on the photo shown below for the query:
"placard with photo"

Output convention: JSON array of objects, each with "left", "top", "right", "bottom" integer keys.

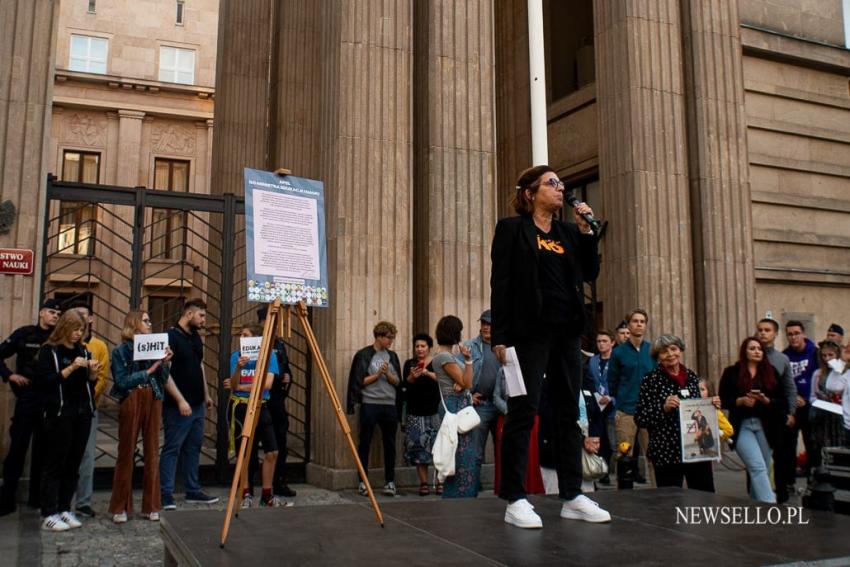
[{"left": 679, "top": 398, "right": 721, "bottom": 463}]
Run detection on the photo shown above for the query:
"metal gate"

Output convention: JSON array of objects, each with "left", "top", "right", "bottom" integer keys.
[{"left": 40, "top": 176, "right": 312, "bottom": 484}]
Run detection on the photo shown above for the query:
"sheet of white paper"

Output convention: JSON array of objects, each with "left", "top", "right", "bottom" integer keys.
[
  {"left": 594, "top": 392, "right": 609, "bottom": 411},
  {"left": 812, "top": 399, "right": 843, "bottom": 416},
  {"left": 503, "top": 347, "right": 527, "bottom": 397},
  {"left": 133, "top": 333, "right": 169, "bottom": 361},
  {"left": 240, "top": 336, "right": 263, "bottom": 360}
]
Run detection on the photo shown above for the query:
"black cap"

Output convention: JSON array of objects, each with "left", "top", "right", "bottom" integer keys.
[
  {"left": 828, "top": 323, "right": 844, "bottom": 336},
  {"left": 40, "top": 298, "right": 62, "bottom": 311},
  {"left": 479, "top": 309, "right": 492, "bottom": 323}
]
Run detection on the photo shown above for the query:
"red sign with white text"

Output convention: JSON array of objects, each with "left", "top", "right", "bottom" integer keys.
[{"left": 0, "top": 249, "right": 34, "bottom": 275}]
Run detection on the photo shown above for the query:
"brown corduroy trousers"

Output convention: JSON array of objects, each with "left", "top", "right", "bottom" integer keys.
[{"left": 108, "top": 388, "right": 162, "bottom": 515}]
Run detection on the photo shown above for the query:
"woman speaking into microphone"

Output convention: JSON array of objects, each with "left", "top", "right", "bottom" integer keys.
[{"left": 491, "top": 165, "right": 610, "bottom": 528}]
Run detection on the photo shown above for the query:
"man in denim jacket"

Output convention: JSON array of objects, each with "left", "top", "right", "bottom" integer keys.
[{"left": 461, "top": 310, "right": 502, "bottom": 485}]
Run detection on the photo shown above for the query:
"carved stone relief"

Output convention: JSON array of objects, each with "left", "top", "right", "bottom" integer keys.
[
  {"left": 150, "top": 122, "right": 197, "bottom": 156},
  {"left": 62, "top": 112, "right": 108, "bottom": 147}
]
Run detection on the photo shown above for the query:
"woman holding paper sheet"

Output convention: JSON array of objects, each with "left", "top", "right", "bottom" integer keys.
[
  {"left": 108, "top": 310, "right": 172, "bottom": 523},
  {"left": 490, "top": 165, "right": 608, "bottom": 529}
]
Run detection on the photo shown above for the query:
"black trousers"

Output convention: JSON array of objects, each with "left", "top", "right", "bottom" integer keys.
[
  {"left": 654, "top": 461, "right": 715, "bottom": 492},
  {"left": 357, "top": 403, "right": 397, "bottom": 483},
  {"left": 500, "top": 329, "right": 582, "bottom": 502},
  {"left": 1, "top": 396, "right": 45, "bottom": 507},
  {"left": 40, "top": 411, "right": 92, "bottom": 516},
  {"left": 267, "top": 395, "right": 290, "bottom": 491},
  {"left": 230, "top": 402, "right": 277, "bottom": 493}
]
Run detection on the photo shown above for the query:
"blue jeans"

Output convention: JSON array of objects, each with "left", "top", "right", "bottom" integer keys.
[
  {"left": 735, "top": 417, "right": 776, "bottom": 503},
  {"left": 159, "top": 403, "right": 205, "bottom": 497},
  {"left": 75, "top": 411, "right": 98, "bottom": 508},
  {"left": 473, "top": 401, "right": 500, "bottom": 468}
]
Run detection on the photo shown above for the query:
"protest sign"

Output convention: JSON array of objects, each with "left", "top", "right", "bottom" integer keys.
[
  {"left": 133, "top": 333, "right": 169, "bottom": 361},
  {"left": 240, "top": 336, "right": 263, "bottom": 361}
]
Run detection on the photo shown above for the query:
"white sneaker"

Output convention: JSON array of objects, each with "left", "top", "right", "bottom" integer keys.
[
  {"left": 147, "top": 512, "right": 160, "bottom": 522},
  {"left": 382, "top": 482, "right": 397, "bottom": 497},
  {"left": 59, "top": 511, "right": 82, "bottom": 529},
  {"left": 42, "top": 514, "right": 70, "bottom": 532},
  {"left": 504, "top": 498, "right": 543, "bottom": 529},
  {"left": 560, "top": 495, "right": 611, "bottom": 523},
  {"left": 240, "top": 494, "right": 253, "bottom": 509},
  {"left": 357, "top": 482, "right": 368, "bottom": 497},
  {"left": 112, "top": 511, "right": 128, "bottom": 524}
]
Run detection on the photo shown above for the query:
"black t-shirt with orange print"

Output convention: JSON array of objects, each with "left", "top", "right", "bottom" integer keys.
[{"left": 535, "top": 226, "right": 574, "bottom": 324}]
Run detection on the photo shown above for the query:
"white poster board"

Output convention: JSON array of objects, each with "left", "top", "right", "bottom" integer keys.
[
  {"left": 240, "top": 336, "right": 263, "bottom": 361},
  {"left": 133, "top": 333, "right": 169, "bottom": 361},
  {"left": 503, "top": 347, "right": 527, "bottom": 397},
  {"left": 679, "top": 398, "right": 721, "bottom": 463}
]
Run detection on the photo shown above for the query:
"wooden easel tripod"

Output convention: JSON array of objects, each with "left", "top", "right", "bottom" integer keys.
[{"left": 220, "top": 298, "right": 384, "bottom": 547}]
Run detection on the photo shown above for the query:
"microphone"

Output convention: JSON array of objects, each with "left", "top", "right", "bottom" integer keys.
[{"left": 565, "top": 193, "right": 603, "bottom": 235}]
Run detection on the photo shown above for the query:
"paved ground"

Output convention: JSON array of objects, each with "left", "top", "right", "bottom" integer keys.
[{"left": 0, "top": 455, "right": 803, "bottom": 567}]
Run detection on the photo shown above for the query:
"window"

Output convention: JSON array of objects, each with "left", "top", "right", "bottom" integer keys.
[
  {"left": 147, "top": 296, "right": 183, "bottom": 332},
  {"left": 176, "top": 1, "right": 185, "bottom": 25},
  {"left": 59, "top": 151, "right": 100, "bottom": 255},
  {"left": 150, "top": 159, "right": 190, "bottom": 259},
  {"left": 159, "top": 46, "right": 195, "bottom": 84},
  {"left": 87, "top": 0, "right": 96, "bottom": 13},
  {"left": 69, "top": 34, "right": 108, "bottom": 74}
]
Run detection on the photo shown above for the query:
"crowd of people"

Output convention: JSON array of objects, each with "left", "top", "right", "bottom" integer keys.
[
  {"left": 0, "top": 299, "right": 298, "bottom": 531},
  {"left": 1, "top": 164, "right": 848, "bottom": 534}
]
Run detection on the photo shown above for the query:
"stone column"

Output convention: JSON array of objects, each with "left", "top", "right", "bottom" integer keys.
[
  {"left": 593, "top": 1, "right": 697, "bottom": 353},
  {"left": 209, "top": 0, "right": 276, "bottom": 195},
  {"left": 681, "top": 0, "right": 757, "bottom": 379},
  {"left": 115, "top": 110, "right": 144, "bottom": 187},
  {"left": 412, "top": 0, "right": 497, "bottom": 334},
  {"left": 0, "top": 0, "right": 59, "bottom": 458},
  {"left": 494, "top": 0, "right": 532, "bottom": 218},
  {"left": 308, "top": 0, "right": 413, "bottom": 485}
]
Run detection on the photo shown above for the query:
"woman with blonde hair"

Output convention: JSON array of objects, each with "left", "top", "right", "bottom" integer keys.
[
  {"left": 36, "top": 309, "right": 100, "bottom": 531},
  {"left": 108, "top": 310, "right": 172, "bottom": 523}
]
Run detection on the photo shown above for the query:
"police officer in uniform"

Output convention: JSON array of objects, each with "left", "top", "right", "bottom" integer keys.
[{"left": 0, "top": 298, "right": 61, "bottom": 515}]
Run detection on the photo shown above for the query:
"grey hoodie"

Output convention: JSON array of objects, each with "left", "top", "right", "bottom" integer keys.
[{"left": 765, "top": 346, "right": 797, "bottom": 416}]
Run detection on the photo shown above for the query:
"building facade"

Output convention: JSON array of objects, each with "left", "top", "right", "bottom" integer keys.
[{"left": 1, "top": 0, "right": 848, "bottom": 487}]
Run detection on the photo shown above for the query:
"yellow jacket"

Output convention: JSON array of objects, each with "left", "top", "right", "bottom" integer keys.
[
  {"left": 85, "top": 336, "right": 110, "bottom": 406},
  {"left": 717, "top": 408, "right": 734, "bottom": 441}
]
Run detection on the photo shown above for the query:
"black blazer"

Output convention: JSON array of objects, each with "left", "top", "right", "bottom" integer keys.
[{"left": 490, "top": 214, "right": 599, "bottom": 346}]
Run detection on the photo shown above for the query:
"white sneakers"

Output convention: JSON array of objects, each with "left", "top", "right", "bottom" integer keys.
[
  {"left": 59, "top": 511, "right": 82, "bottom": 528},
  {"left": 560, "top": 495, "right": 611, "bottom": 523},
  {"left": 504, "top": 495, "right": 611, "bottom": 528},
  {"left": 112, "top": 511, "right": 128, "bottom": 524},
  {"left": 42, "top": 514, "right": 70, "bottom": 532},
  {"left": 504, "top": 498, "right": 543, "bottom": 528}
]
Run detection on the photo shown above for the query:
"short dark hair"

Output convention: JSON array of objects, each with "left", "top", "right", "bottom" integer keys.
[
  {"left": 758, "top": 318, "right": 779, "bottom": 332},
  {"left": 183, "top": 298, "right": 207, "bottom": 313},
  {"left": 67, "top": 300, "right": 92, "bottom": 315},
  {"left": 511, "top": 165, "right": 556, "bottom": 216},
  {"left": 785, "top": 320, "right": 805, "bottom": 332},
  {"left": 373, "top": 321, "right": 397, "bottom": 338},
  {"left": 596, "top": 329, "right": 616, "bottom": 341},
  {"left": 626, "top": 308, "right": 648, "bottom": 324},
  {"left": 435, "top": 315, "right": 463, "bottom": 346},
  {"left": 615, "top": 320, "right": 628, "bottom": 331},
  {"left": 241, "top": 323, "right": 263, "bottom": 337},
  {"left": 412, "top": 332, "right": 433, "bottom": 348}
]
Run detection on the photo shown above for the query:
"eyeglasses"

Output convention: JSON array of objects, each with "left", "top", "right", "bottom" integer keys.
[{"left": 536, "top": 178, "right": 565, "bottom": 191}]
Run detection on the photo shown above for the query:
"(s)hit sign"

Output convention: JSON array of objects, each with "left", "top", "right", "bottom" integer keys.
[{"left": 0, "top": 249, "right": 34, "bottom": 275}]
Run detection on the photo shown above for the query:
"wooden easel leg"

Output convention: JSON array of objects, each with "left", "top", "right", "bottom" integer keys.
[
  {"left": 220, "top": 299, "right": 283, "bottom": 547},
  {"left": 294, "top": 301, "right": 384, "bottom": 527}
]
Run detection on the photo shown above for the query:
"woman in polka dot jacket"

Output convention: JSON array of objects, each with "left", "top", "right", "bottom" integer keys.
[{"left": 636, "top": 335, "right": 716, "bottom": 492}]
